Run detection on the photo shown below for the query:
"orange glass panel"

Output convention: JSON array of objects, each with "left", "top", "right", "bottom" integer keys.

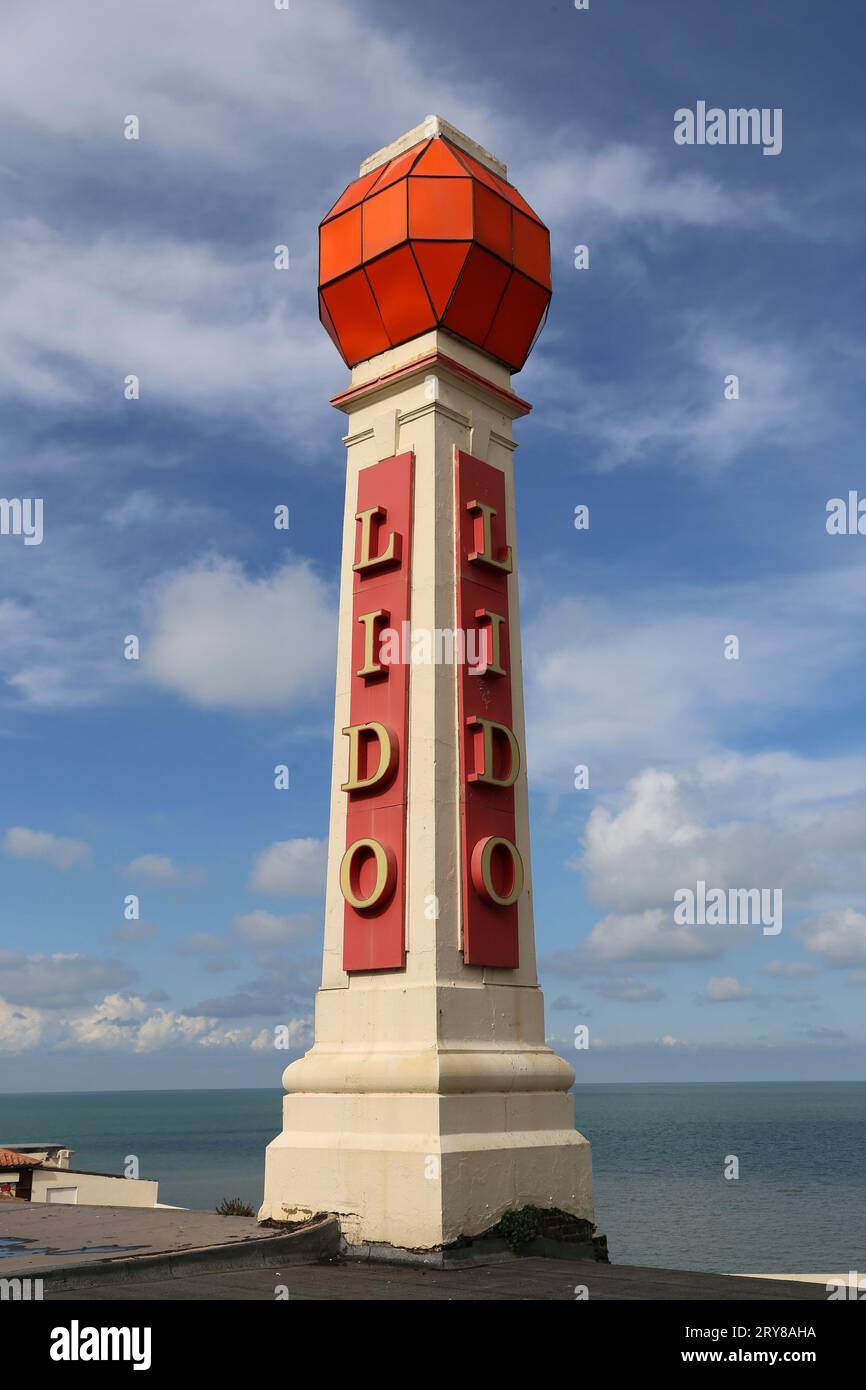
[
  {"left": 366, "top": 245, "right": 435, "bottom": 345},
  {"left": 413, "top": 241, "right": 469, "bottom": 317},
  {"left": 367, "top": 139, "right": 429, "bottom": 194},
  {"left": 321, "top": 268, "right": 391, "bottom": 365},
  {"left": 409, "top": 176, "right": 473, "bottom": 239},
  {"left": 323, "top": 168, "right": 383, "bottom": 223},
  {"left": 363, "top": 181, "right": 408, "bottom": 261},
  {"left": 412, "top": 138, "right": 468, "bottom": 177},
  {"left": 444, "top": 142, "right": 498, "bottom": 188},
  {"left": 513, "top": 210, "right": 551, "bottom": 287},
  {"left": 483, "top": 270, "right": 550, "bottom": 370},
  {"left": 319, "top": 206, "right": 362, "bottom": 285},
  {"left": 319, "top": 290, "right": 343, "bottom": 359},
  {"left": 452, "top": 144, "right": 544, "bottom": 225},
  {"left": 492, "top": 175, "right": 544, "bottom": 225},
  {"left": 442, "top": 245, "right": 510, "bottom": 345},
  {"left": 474, "top": 184, "right": 512, "bottom": 263},
  {"left": 526, "top": 299, "right": 551, "bottom": 360}
]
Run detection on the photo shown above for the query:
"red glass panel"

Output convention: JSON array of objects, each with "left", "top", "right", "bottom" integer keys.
[
  {"left": 442, "top": 246, "right": 510, "bottom": 345},
  {"left": 526, "top": 297, "right": 551, "bottom": 359},
  {"left": 318, "top": 134, "right": 552, "bottom": 367},
  {"left": 412, "top": 241, "right": 469, "bottom": 318},
  {"left": 319, "top": 290, "right": 343, "bottom": 359},
  {"left": 474, "top": 184, "right": 513, "bottom": 263},
  {"left": 366, "top": 245, "right": 435, "bottom": 345},
  {"left": 513, "top": 211, "right": 551, "bottom": 287},
  {"left": 323, "top": 168, "right": 383, "bottom": 224},
  {"left": 483, "top": 270, "right": 550, "bottom": 370},
  {"left": 449, "top": 143, "right": 544, "bottom": 225},
  {"left": 411, "top": 138, "right": 468, "bottom": 177},
  {"left": 319, "top": 206, "right": 362, "bottom": 284},
  {"left": 362, "top": 181, "right": 408, "bottom": 261},
  {"left": 493, "top": 176, "right": 544, "bottom": 225},
  {"left": 408, "top": 175, "right": 473, "bottom": 239},
  {"left": 366, "top": 139, "right": 428, "bottom": 195},
  {"left": 321, "top": 268, "right": 391, "bottom": 365}
]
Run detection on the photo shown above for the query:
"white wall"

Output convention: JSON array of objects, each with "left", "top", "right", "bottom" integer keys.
[{"left": 31, "top": 1169, "right": 158, "bottom": 1208}]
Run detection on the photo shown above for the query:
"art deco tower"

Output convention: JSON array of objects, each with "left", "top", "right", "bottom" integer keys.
[{"left": 261, "top": 117, "right": 593, "bottom": 1251}]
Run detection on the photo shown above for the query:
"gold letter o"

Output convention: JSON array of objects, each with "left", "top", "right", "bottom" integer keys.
[
  {"left": 470, "top": 835, "right": 524, "bottom": 907},
  {"left": 339, "top": 837, "right": 397, "bottom": 912}
]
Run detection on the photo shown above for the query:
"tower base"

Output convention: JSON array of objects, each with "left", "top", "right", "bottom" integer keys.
[{"left": 260, "top": 1088, "right": 593, "bottom": 1251}]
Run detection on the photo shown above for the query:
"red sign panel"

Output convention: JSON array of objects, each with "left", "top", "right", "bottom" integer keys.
[
  {"left": 455, "top": 448, "right": 522, "bottom": 968},
  {"left": 341, "top": 452, "right": 414, "bottom": 972}
]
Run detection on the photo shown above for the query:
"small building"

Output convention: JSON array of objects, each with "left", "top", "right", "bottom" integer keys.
[
  {"left": 0, "top": 1145, "right": 159, "bottom": 1207},
  {"left": 0, "top": 1148, "right": 41, "bottom": 1201}
]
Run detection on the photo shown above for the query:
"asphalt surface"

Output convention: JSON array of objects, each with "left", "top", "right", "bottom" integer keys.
[
  {"left": 0, "top": 1203, "right": 274, "bottom": 1275},
  {"left": 40, "top": 1258, "right": 831, "bottom": 1301}
]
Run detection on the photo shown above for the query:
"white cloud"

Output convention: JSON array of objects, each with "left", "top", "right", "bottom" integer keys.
[
  {"left": 575, "top": 759, "right": 866, "bottom": 924},
  {"left": 0, "top": 520, "right": 154, "bottom": 710},
  {"left": 524, "top": 323, "right": 821, "bottom": 472},
  {"left": 65, "top": 991, "right": 149, "bottom": 1048},
  {"left": 527, "top": 141, "right": 786, "bottom": 234},
  {"left": 593, "top": 976, "right": 665, "bottom": 1003},
  {"left": 0, "top": 0, "right": 806, "bottom": 451},
  {"left": 0, "top": 989, "right": 263, "bottom": 1056},
  {"left": 120, "top": 854, "right": 203, "bottom": 887},
  {"left": 0, "top": 524, "right": 335, "bottom": 721},
  {"left": 250, "top": 838, "right": 327, "bottom": 896},
  {"left": 706, "top": 976, "right": 753, "bottom": 1002},
  {"left": 233, "top": 911, "right": 317, "bottom": 949},
  {"left": 133, "top": 1009, "right": 218, "bottom": 1053},
  {"left": 0, "top": 1, "right": 491, "bottom": 436},
  {"left": 526, "top": 564, "right": 866, "bottom": 790},
  {"left": 0, "top": 0, "right": 490, "bottom": 166},
  {"left": 251, "top": 1019, "right": 309, "bottom": 1052},
  {"left": 143, "top": 556, "right": 335, "bottom": 711},
  {"left": 802, "top": 909, "right": 866, "bottom": 968},
  {"left": 761, "top": 960, "right": 819, "bottom": 979},
  {"left": 541, "top": 744, "right": 866, "bottom": 978},
  {"left": 0, "top": 996, "right": 48, "bottom": 1053},
  {"left": 0, "top": 220, "right": 335, "bottom": 438},
  {"left": 578, "top": 768, "right": 777, "bottom": 915},
  {"left": 198, "top": 1028, "right": 252, "bottom": 1048},
  {"left": 3, "top": 826, "right": 92, "bottom": 870},
  {"left": 0, "top": 951, "right": 135, "bottom": 1008},
  {"left": 105, "top": 491, "right": 213, "bottom": 530},
  {"left": 551, "top": 908, "right": 726, "bottom": 968}
]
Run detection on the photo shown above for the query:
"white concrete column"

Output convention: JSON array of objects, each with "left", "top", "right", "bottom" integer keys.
[{"left": 261, "top": 326, "right": 593, "bottom": 1250}]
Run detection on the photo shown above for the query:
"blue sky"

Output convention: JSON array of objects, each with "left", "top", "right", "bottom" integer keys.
[{"left": 2, "top": 0, "right": 866, "bottom": 1090}]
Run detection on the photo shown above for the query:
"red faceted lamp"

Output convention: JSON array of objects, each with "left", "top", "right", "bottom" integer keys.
[{"left": 318, "top": 119, "right": 551, "bottom": 373}]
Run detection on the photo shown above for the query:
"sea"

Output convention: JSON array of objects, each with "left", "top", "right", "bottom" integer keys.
[{"left": 2, "top": 1081, "right": 864, "bottom": 1273}]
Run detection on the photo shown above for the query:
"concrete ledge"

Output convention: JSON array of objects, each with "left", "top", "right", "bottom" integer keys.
[
  {"left": 342, "top": 1235, "right": 600, "bottom": 1269},
  {"left": 35, "top": 1215, "right": 341, "bottom": 1291},
  {"left": 342, "top": 1219, "right": 606, "bottom": 1269}
]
